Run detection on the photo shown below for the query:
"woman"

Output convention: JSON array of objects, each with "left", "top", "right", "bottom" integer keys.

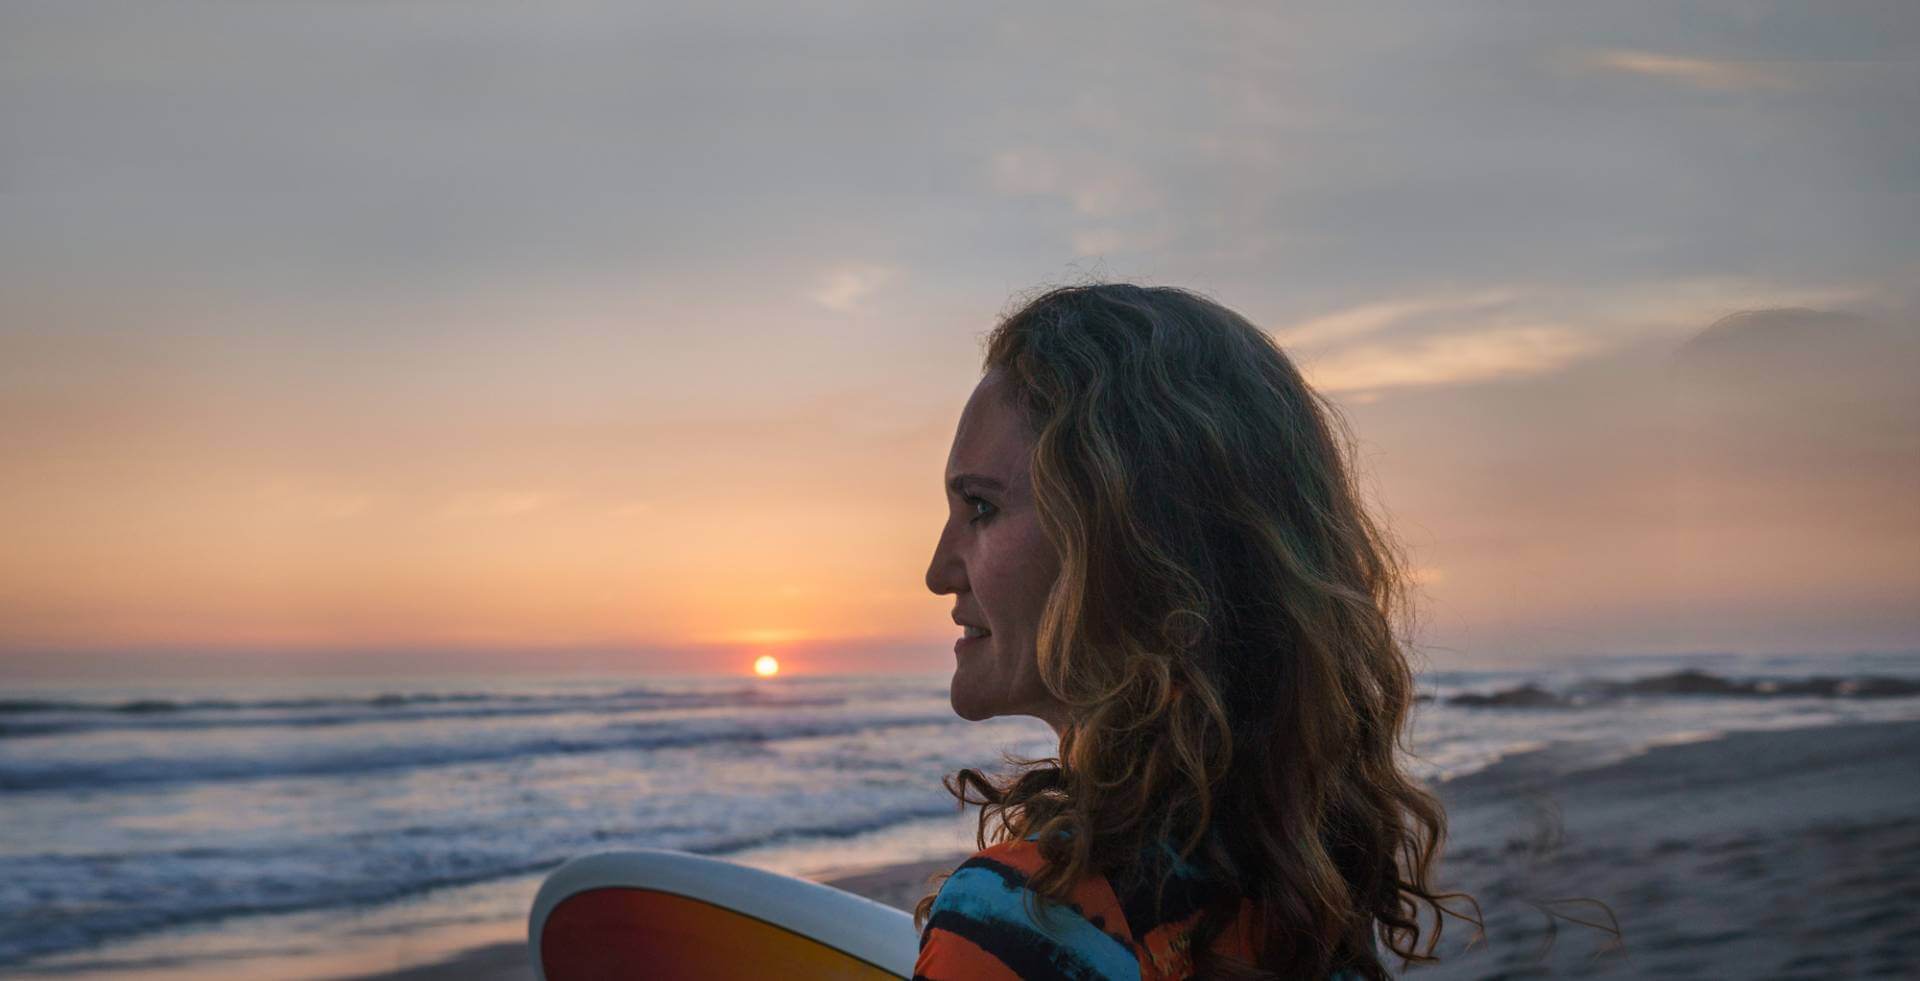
[{"left": 915, "top": 284, "right": 1473, "bottom": 980}]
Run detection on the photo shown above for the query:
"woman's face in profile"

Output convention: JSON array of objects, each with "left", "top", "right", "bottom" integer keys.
[{"left": 925, "top": 368, "right": 1066, "bottom": 731}]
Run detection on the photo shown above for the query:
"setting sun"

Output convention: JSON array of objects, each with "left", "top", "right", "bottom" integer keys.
[{"left": 752, "top": 655, "right": 780, "bottom": 678}]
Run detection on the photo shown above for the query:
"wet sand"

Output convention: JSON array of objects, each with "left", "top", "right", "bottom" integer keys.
[{"left": 349, "top": 719, "right": 1920, "bottom": 979}]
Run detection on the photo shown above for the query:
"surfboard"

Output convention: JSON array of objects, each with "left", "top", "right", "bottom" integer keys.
[{"left": 529, "top": 849, "right": 921, "bottom": 980}]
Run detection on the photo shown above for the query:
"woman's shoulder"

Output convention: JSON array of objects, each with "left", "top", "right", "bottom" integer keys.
[
  {"left": 917, "top": 837, "right": 1363, "bottom": 980},
  {"left": 915, "top": 838, "right": 1138, "bottom": 980}
]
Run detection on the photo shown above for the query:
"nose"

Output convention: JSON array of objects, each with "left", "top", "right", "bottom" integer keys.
[{"left": 925, "top": 519, "right": 966, "bottom": 597}]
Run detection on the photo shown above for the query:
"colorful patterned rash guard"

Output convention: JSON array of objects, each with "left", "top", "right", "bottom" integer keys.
[{"left": 913, "top": 836, "right": 1364, "bottom": 980}]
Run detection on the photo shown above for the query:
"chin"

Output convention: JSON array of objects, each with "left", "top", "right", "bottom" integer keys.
[
  {"left": 948, "top": 671, "right": 998, "bottom": 722},
  {"left": 948, "top": 689, "right": 994, "bottom": 722}
]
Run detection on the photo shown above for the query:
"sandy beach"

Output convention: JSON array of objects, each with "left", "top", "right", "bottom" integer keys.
[
  {"left": 345, "top": 718, "right": 1920, "bottom": 979},
  {"left": 1409, "top": 719, "right": 1920, "bottom": 979}
]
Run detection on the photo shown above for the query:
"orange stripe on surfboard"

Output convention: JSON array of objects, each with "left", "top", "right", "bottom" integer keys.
[{"left": 541, "top": 887, "right": 901, "bottom": 980}]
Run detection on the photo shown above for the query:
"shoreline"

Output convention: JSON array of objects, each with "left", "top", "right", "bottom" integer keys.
[{"left": 353, "top": 717, "right": 1920, "bottom": 979}]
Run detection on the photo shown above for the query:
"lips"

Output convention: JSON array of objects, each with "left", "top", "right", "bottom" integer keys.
[
  {"left": 952, "top": 611, "right": 991, "bottom": 643},
  {"left": 954, "top": 622, "right": 990, "bottom": 656}
]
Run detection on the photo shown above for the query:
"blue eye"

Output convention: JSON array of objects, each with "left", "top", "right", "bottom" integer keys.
[{"left": 965, "top": 495, "right": 997, "bottom": 523}]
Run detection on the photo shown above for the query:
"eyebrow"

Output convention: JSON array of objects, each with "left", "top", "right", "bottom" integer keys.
[{"left": 946, "top": 473, "right": 1006, "bottom": 495}]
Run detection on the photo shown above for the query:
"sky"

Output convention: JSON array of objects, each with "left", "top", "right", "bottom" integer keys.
[{"left": 2, "top": 1, "right": 1916, "bottom": 678}]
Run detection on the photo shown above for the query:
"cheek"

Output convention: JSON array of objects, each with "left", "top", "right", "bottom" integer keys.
[
  {"left": 1014, "top": 516, "right": 1060, "bottom": 587},
  {"left": 990, "top": 524, "right": 1058, "bottom": 634},
  {"left": 965, "top": 509, "right": 1059, "bottom": 629}
]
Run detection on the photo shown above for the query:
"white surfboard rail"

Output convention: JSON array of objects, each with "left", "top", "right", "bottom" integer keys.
[{"left": 528, "top": 849, "right": 919, "bottom": 980}]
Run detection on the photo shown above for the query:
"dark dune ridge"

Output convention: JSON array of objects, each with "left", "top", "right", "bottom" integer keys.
[{"left": 1444, "top": 668, "right": 1920, "bottom": 708}]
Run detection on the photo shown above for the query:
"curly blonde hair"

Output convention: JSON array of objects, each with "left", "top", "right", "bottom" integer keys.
[{"left": 914, "top": 284, "right": 1477, "bottom": 979}]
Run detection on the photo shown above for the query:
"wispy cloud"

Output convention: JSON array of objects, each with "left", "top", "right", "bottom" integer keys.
[
  {"left": 1300, "top": 325, "right": 1599, "bottom": 393},
  {"left": 809, "top": 265, "right": 898, "bottom": 312},
  {"left": 1577, "top": 49, "right": 1797, "bottom": 92},
  {"left": 1272, "top": 290, "right": 1520, "bottom": 349}
]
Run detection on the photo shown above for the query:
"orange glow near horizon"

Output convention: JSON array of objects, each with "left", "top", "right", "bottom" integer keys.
[
  {"left": 0, "top": 386, "right": 962, "bottom": 668},
  {"left": 752, "top": 655, "right": 780, "bottom": 678},
  {"left": 3, "top": 292, "right": 1917, "bottom": 677}
]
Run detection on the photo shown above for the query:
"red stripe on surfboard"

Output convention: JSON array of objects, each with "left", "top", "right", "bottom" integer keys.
[{"left": 541, "top": 887, "right": 901, "bottom": 980}]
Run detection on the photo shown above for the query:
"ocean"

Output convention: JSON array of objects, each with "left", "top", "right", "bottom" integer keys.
[{"left": 5, "top": 650, "right": 1919, "bottom": 977}]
